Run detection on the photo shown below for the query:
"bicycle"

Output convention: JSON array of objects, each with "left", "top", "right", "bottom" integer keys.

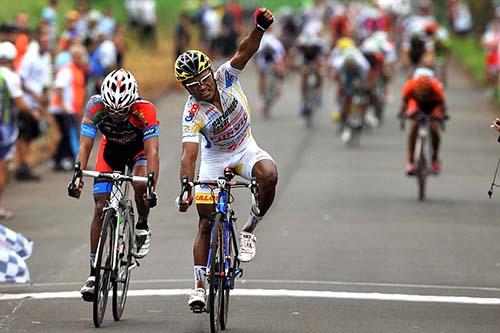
[
  {"left": 342, "top": 83, "right": 368, "bottom": 147},
  {"left": 261, "top": 67, "right": 280, "bottom": 118},
  {"left": 302, "top": 64, "right": 321, "bottom": 128},
  {"left": 180, "top": 168, "right": 259, "bottom": 333},
  {"left": 400, "top": 113, "right": 445, "bottom": 201},
  {"left": 69, "top": 162, "right": 155, "bottom": 327}
]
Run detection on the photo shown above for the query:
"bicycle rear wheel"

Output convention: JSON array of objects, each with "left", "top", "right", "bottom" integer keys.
[
  {"left": 417, "top": 137, "right": 427, "bottom": 201},
  {"left": 93, "top": 210, "right": 114, "bottom": 327},
  {"left": 209, "top": 212, "right": 224, "bottom": 333},
  {"left": 112, "top": 210, "right": 133, "bottom": 321}
]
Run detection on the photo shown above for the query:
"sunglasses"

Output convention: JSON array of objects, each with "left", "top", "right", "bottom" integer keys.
[
  {"left": 185, "top": 72, "right": 213, "bottom": 89},
  {"left": 107, "top": 105, "right": 130, "bottom": 116}
]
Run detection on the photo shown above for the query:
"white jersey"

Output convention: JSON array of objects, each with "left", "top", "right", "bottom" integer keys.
[
  {"left": 18, "top": 45, "right": 51, "bottom": 110},
  {"left": 182, "top": 61, "right": 252, "bottom": 154},
  {"left": 256, "top": 34, "right": 285, "bottom": 68}
]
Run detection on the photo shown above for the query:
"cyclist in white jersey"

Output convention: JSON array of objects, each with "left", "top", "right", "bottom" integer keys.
[{"left": 174, "top": 8, "right": 278, "bottom": 310}]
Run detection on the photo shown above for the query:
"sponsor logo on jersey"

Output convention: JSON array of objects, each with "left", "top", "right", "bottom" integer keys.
[
  {"left": 195, "top": 193, "right": 218, "bottom": 204},
  {"left": 185, "top": 103, "right": 199, "bottom": 122},
  {"left": 144, "top": 126, "right": 157, "bottom": 136}
]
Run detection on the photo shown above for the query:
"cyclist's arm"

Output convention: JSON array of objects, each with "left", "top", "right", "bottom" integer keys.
[
  {"left": 144, "top": 136, "right": 159, "bottom": 187},
  {"left": 180, "top": 142, "right": 199, "bottom": 182},
  {"left": 75, "top": 135, "right": 94, "bottom": 170},
  {"left": 230, "top": 27, "right": 264, "bottom": 71}
]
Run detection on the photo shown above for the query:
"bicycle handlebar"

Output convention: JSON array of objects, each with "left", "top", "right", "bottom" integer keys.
[{"left": 180, "top": 176, "right": 260, "bottom": 215}]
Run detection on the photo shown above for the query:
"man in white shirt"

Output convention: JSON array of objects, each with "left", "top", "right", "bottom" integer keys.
[{"left": 16, "top": 33, "right": 51, "bottom": 181}]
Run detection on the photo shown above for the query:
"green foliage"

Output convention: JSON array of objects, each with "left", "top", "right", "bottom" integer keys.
[{"left": 450, "top": 36, "right": 485, "bottom": 84}]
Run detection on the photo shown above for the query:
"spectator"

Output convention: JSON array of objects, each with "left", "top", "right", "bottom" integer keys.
[
  {"left": 98, "top": 5, "right": 116, "bottom": 39},
  {"left": 0, "top": 42, "right": 38, "bottom": 218},
  {"left": 16, "top": 33, "right": 52, "bottom": 181},
  {"left": 481, "top": 7, "right": 500, "bottom": 99},
  {"left": 220, "top": 2, "right": 239, "bottom": 57},
  {"left": 174, "top": 11, "right": 192, "bottom": 58},
  {"left": 75, "top": 0, "right": 90, "bottom": 38},
  {"left": 41, "top": 0, "right": 58, "bottom": 49},
  {"left": 55, "top": 35, "right": 81, "bottom": 71},
  {"left": 139, "top": 0, "right": 157, "bottom": 46},
  {"left": 452, "top": 0, "right": 473, "bottom": 36},
  {"left": 95, "top": 33, "right": 117, "bottom": 75},
  {"left": 49, "top": 45, "right": 87, "bottom": 171},
  {"left": 13, "top": 12, "right": 30, "bottom": 71},
  {"left": 58, "top": 10, "right": 80, "bottom": 52},
  {"left": 125, "top": 0, "right": 140, "bottom": 27},
  {"left": 85, "top": 9, "right": 102, "bottom": 41},
  {"left": 202, "top": 5, "right": 221, "bottom": 59},
  {"left": 113, "top": 24, "right": 128, "bottom": 68}
]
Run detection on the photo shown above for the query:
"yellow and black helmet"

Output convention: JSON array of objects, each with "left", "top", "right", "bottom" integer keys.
[{"left": 174, "top": 50, "right": 212, "bottom": 82}]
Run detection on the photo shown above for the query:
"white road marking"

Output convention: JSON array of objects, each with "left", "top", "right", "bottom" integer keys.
[
  {"left": 1, "top": 288, "right": 500, "bottom": 305},
  {"left": 3, "top": 279, "right": 500, "bottom": 293}
]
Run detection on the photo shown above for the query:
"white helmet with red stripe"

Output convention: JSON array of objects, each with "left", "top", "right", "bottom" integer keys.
[{"left": 101, "top": 68, "right": 138, "bottom": 113}]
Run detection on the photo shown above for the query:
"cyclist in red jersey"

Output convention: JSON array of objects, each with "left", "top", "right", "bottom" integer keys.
[
  {"left": 400, "top": 68, "right": 447, "bottom": 175},
  {"left": 68, "top": 69, "right": 159, "bottom": 301}
]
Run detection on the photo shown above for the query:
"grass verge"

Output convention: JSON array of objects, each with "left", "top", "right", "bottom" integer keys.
[{"left": 450, "top": 36, "right": 485, "bottom": 84}]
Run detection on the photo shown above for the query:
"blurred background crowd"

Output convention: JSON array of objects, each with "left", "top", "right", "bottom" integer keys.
[{"left": 0, "top": 0, "right": 498, "bottom": 222}]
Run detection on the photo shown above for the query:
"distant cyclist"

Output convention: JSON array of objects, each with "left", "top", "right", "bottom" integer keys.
[
  {"left": 68, "top": 69, "right": 159, "bottom": 301},
  {"left": 255, "top": 31, "right": 286, "bottom": 114},
  {"left": 400, "top": 67, "right": 447, "bottom": 175},
  {"left": 174, "top": 8, "right": 278, "bottom": 310},
  {"left": 296, "top": 31, "right": 325, "bottom": 117},
  {"left": 331, "top": 44, "right": 370, "bottom": 142}
]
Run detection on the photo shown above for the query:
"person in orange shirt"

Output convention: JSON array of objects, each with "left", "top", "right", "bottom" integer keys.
[
  {"left": 49, "top": 45, "right": 87, "bottom": 171},
  {"left": 400, "top": 68, "right": 447, "bottom": 175},
  {"left": 13, "top": 12, "right": 30, "bottom": 71}
]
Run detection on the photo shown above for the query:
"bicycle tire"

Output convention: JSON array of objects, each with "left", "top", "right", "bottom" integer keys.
[
  {"left": 220, "top": 227, "right": 236, "bottom": 330},
  {"left": 209, "top": 212, "right": 224, "bottom": 333},
  {"left": 93, "top": 209, "right": 114, "bottom": 327},
  {"left": 112, "top": 209, "right": 133, "bottom": 321},
  {"left": 417, "top": 137, "right": 427, "bottom": 201}
]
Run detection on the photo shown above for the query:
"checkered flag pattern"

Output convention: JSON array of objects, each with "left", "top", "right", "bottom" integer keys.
[{"left": 0, "top": 224, "right": 33, "bottom": 283}]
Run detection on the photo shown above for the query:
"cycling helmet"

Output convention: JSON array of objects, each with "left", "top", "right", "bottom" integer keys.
[
  {"left": 336, "top": 37, "right": 355, "bottom": 51},
  {"left": 101, "top": 68, "right": 138, "bottom": 112},
  {"left": 174, "top": 50, "right": 212, "bottom": 82},
  {"left": 413, "top": 69, "right": 434, "bottom": 96},
  {"left": 413, "top": 67, "right": 435, "bottom": 78}
]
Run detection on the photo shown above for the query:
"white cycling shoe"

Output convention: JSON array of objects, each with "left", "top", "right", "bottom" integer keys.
[
  {"left": 133, "top": 228, "right": 151, "bottom": 259},
  {"left": 188, "top": 288, "right": 206, "bottom": 310},
  {"left": 238, "top": 232, "right": 257, "bottom": 262}
]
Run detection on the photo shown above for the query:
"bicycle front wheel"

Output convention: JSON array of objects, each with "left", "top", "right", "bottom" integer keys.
[
  {"left": 209, "top": 212, "right": 224, "bottom": 333},
  {"left": 112, "top": 211, "right": 133, "bottom": 321},
  {"left": 93, "top": 209, "right": 115, "bottom": 327},
  {"left": 220, "top": 226, "right": 237, "bottom": 330}
]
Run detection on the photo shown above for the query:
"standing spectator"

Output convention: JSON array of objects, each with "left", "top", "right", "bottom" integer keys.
[
  {"left": 174, "top": 11, "right": 192, "bottom": 58},
  {"left": 49, "top": 45, "right": 86, "bottom": 171},
  {"left": 95, "top": 33, "right": 117, "bottom": 75},
  {"left": 220, "top": 2, "right": 239, "bottom": 57},
  {"left": 113, "top": 24, "right": 128, "bottom": 68},
  {"left": 16, "top": 33, "right": 52, "bottom": 181},
  {"left": 41, "top": 0, "right": 58, "bottom": 49},
  {"left": 139, "top": 0, "right": 157, "bottom": 46},
  {"left": 202, "top": 5, "right": 222, "bottom": 60},
  {"left": 125, "top": 0, "right": 140, "bottom": 27},
  {"left": 481, "top": 7, "right": 500, "bottom": 99},
  {"left": 75, "top": 0, "right": 90, "bottom": 38},
  {"left": 452, "top": 0, "right": 473, "bottom": 36},
  {"left": 85, "top": 10, "right": 102, "bottom": 41},
  {"left": 58, "top": 10, "right": 80, "bottom": 52},
  {"left": 13, "top": 12, "right": 30, "bottom": 71},
  {"left": 0, "top": 42, "right": 38, "bottom": 218},
  {"left": 98, "top": 5, "right": 116, "bottom": 39}
]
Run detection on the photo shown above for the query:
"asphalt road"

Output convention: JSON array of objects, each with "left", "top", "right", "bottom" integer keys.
[{"left": 2, "top": 61, "right": 500, "bottom": 333}]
